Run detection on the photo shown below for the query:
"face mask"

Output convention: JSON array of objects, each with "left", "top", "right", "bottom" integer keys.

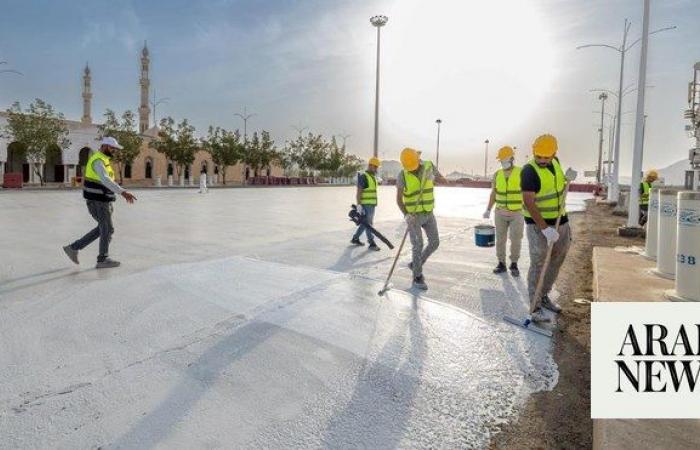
[{"left": 501, "top": 160, "right": 513, "bottom": 170}]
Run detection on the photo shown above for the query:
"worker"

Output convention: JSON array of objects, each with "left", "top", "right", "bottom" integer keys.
[
  {"left": 397, "top": 147, "right": 443, "bottom": 290},
  {"left": 521, "top": 134, "right": 577, "bottom": 322},
  {"left": 483, "top": 146, "right": 524, "bottom": 277},
  {"left": 351, "top": 157, "right": 381, "bottom": 251},
  {"left": 63, "top": 137, "right": 137, "bottom": 269},
  {"left": 638, "top": 169, "right": 658, "bottom": 226}
]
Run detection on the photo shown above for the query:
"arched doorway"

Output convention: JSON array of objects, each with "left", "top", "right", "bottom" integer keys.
[
  {"left": 184, "top": 165, "right": 190, "bottom": 180},
  {"left": 266, "top": 167, "right": 271, "bottom": 177},
  {"left": 6, "top": 142, "right": 28, "bottom": 181},
  {"left": 200, "top": 161, "right": 208, "bottom": 175},
  {"left": 124, "top": 163, "right": 132, "bottom": 179},
  {"left": 167, "top": 162, "right": 174, "bottom": 176},
  {"left": 145, "top": 158, "right": 153, "bottom": 179},
  {"left": 245, "top": 167, "right": 250, "bottom": 180},
  {"left": 77, "top": 147, "right": 91, "bottom": 177},
  {"left": 44, "top": 144, "right": 63, "bottom": 183}
]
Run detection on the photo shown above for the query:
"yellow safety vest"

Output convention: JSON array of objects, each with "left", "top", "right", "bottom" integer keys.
[
  {"left": 494, "top": 166, "right": 523, "bottom": 211},
  {"left": 83, "top": 151, "right": 116, "bottom": 202},
  {"left": 522, "top": 159, "right": 566, "bottom": 220},
  {"left": 360, "top": 171, "right": 378, "bottom": 205},
  {"left": 640, "top": 181, "right": 651, "bottom": 206},
  {"left": 402, "top": 161, "right": 435, "bottom": 213}
]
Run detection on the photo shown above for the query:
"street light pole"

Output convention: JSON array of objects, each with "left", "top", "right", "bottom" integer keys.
[
  {"left": 483, "top": 139, "right": 490, "bottom": 178},
  {"left": 597, "top": 92, "right": 608, "bottom": 184},
  {"left": 234, "top": 106, "right": 256, "bottom": 144},
  {"left": 150, "top": 89, "right": 170, "bottom": 128},
  {"left": 435, "top": 119, "right": 442, "bottom": 170},
  {"left": 370, "top": 15, "right": 388, "bottom": 158}
]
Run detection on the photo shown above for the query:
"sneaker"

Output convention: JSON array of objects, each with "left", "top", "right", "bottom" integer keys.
[
  {"left": 412, "top": 275, "right": 428, "bottom": 291},
  {"left": 509, "top": 262, "right": 520, "bottom": 277},
  {"left": 368, "top": 243, "right": 380, "bottom": 251},
  {"left": 350, "top": 238, "right": 364, "bottom": 246},
  {"left": 63, "top": 245, "right": 79, "bottom": 265},
  {"left": 493, "top": 262, "right": 507, "bottom": 274},
  {"left": 530, "top": 308, "right": 551, "bottom": 323},
  {"left": 96, "top": 258, "right": 121, "bottom": 269},
  {"left": 541, "top": 295, "right": 562, "bottom": 313}
]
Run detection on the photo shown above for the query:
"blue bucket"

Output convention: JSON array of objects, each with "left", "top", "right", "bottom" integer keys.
[{"left": 474, "top": 224, "right": 495, "bottom": 247}]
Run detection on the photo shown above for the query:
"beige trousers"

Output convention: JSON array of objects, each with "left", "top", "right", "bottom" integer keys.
[{"left": 494, "top": 209, "right": 524, "bottom": 264}]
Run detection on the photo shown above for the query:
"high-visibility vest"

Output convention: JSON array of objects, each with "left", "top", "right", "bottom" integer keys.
[
  {"left": 522, "top": 158, "right": 566, "bottom": 220},
  {"left": 360, "top": 171, "right": 378, "bottom": 205},
  {"left": 495, "top": 166, "right": 523, "bottom": 211},
  {"left": 402, "top": 161, "right": 435, "bottom": 213},
  {"left": 83, "top": 151, "right": 116, "bottom": 202},
  {"left": 640, "top": 181, "right": 651, "bottom": 206}
]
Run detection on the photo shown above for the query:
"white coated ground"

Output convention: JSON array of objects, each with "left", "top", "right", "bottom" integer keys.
[{"left": 0, "top": 187, "right": 589, "bottom": 449}]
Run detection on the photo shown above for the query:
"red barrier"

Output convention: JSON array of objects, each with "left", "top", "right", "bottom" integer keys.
[{"left": 2, "top": 172, "right": 22, "bottom": 189}]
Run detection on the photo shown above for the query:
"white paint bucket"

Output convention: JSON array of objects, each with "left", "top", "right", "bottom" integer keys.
[
  {"left": 667, "top": 191, "right": 700, "bottom": 301},
  {"left": 654, "top": 189, "right": 680, "bottom": 279},
  {"left": 642, "top": 187, "right": 659, "bottom": 259}
]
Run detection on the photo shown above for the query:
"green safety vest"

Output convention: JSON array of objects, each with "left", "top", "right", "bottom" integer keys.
[
  {"left": 360, "top": 171, "right": 378, "bottom": 205},
  {"left": 640, "top": 181, "right": 651, "bottom": 206},
  {"left": 402, "top": 161, "right": 435, "bottom": 213},
  {"left": 83, "top": 151, "right": 116, "bottom": 202},
  {"left": 522, "top": 158, "right": 566, "bottom": 220},
  {"left": 495, "top": 166, "right": 523, "bottom": 211}
]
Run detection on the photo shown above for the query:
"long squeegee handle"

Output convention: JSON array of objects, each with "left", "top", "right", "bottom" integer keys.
[{"left": 379, "top": 226, "right": 410, "bottom": 293}]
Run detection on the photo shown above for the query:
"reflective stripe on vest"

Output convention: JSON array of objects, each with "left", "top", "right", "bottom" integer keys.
[
  {"left": 360, "top": 171, "right": 378, "bottom": 205},
  {"left": 640, "top": 182, "right": 651, "bottom": 206},
  {"left": 522, "top": 159, "right": 566, "bottom": 219},
  {"left": 403, "top": 161, "right": 435, "bottom": 213},
  {"left": 495, "top": 166, "right": 523, "bottom": 211},
  {"left": 83, "top": 151, "right": 116, "bottom": 202}
]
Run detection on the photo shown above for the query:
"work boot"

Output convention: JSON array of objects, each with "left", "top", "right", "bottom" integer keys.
[
  {"left": 509, "top": 262, "right": 520, "bottom": 277},
  {"left": 350, "top": 237, "right": 364, "bottom": 246},
  {"left": 412, "top": 275, "right": 428, "bottom": 291},
  {"left": 96, "top": 258, "right": 121, "bottom": 269},
  {"left": 63, "top": 245, "right": 79, "bottom": 265},
  {"left": 493, "top": 262, "right": 507, "bottom": 274},
  {"left": 541, "top": 295, "right": 562, "bottom": 313},
  {"left": 530, "top": 308, "right": 551, "bottom": 323},
  {"left": 368, "top": 242, "right": 380, "bottom": 251}
]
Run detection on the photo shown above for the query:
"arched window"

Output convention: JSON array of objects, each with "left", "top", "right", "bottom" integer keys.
[
  {"left": 245, "top": 167, "right": 250, "bottom": 180},
  {"left": 214, "top": 165, "right": 219, "bottom": 175},
  {"left": 145, "top": 159, "right": 153, "bottom": 179},
  {"left": 124, "top": 163, "right": 132, "bottom": 179},
  {"left": 185, "top": 165, "right": 190, "bottom": 180},
  {"left": 266, "top": 167, "right": 271, "bottom": 177},
  {"left": 200, "top": 161, "right": 208, "bottom": 174},
  {"left": 167, "top": 162, "right": 174, "bottom": 176}
]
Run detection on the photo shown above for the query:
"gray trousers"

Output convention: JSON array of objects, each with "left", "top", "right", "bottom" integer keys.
[
  {"left": 526, "top": 222, "right": 571, "bottom": 307},
  {"left": 408, "top": 212, "right": 440, "bottom": 278},
  {"left": 71, "top": 200, "right": 114, "bottom": 260},
  {"left": 495, "top": 211, "right": 524, "bottom": 264}
]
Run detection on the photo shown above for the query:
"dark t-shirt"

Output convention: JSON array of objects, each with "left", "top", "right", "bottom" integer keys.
[{"left": 520, "top": 161, "right": 568, "bottom": 226}]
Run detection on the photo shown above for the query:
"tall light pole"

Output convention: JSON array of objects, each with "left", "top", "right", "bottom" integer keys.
[
  {"left": 150, "top": 89, "right": 170, "bottom": 128},
  {"left": 578, "top": 20, "right": 675, "bottom": 202},
  {"left": 435, "top": 119, "right": 442, "bottom": 170},
  {"left": 370, "top": 15, "right": 388, "bottom": 158},
  {"left": 337, "top": 133, "right": 351, "bottom": 148},
  {"left": 596, "top": 93, "right": 608, "bottom": 184},
  {"left": 483, "top": 139, "right": 490, "bottom": 178},
  {"left": 234, "top": 106, "right": 256, "bottom": 143},
  {"left": 291, "top": 125, "right": 309, "bottom": 138}
]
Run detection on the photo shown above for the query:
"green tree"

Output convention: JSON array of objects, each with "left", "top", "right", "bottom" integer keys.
[
  {"left": 2, "top": 99, "right": 70, "bottom": 185},
  {"left": 201, "top": 126, "right": 243, "bottom": 185},
  {"left": 149, "top": 117, "right": 197, "bottom": 181},
  {"left": 244, "top": 131, "right": 277, "bottom": 177},
  {"left": 97, "top": 109, "right": 143, "bottom": 184}
]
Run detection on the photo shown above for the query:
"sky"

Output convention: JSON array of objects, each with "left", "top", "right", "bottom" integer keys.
[{"left": 1, "top": 0, "right": 699, "bottom": 176}]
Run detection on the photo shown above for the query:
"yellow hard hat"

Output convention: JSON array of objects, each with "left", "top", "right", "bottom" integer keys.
[
  {"left": 368, "top": 157, "right": 381, "bottom": 167},
  {"left": 646, "top": 169, "right": 658, "bottom": 179},
  {"left": 532, "top": 134, "right": 558, "bottom": 157},
  {"left": 400, "top": 147, "right": 420, "bottom": 171},
  {"left": 496, "top": 146, "right": 514, "bottom": 161}
]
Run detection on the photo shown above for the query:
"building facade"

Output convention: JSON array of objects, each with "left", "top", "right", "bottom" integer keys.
[{"left": 0, "top": 43, "right": 281, "bottom": 186}]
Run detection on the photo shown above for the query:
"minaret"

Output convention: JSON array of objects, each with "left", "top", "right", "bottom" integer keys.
[
  {"left": 81, "top": 63, "right": 92, "bottom": 125},
  {"left": 139, "top": 42, "right": 151, "bottom": 133}
]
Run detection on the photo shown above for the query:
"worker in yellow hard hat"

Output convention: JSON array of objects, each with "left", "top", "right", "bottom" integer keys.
[
  {"left": 351, "top": 156, "right": 382, "bottom": 250},
  {"left": 484, "top": 146, "right": 524, "bottom": 276},
  {"left": 521, "top": 134, "right": 577, "bottom": 322},
  {"left": 397, "top": 147, "right": 444, "bottom": 290},
  {"left": 638, "top": 169, "right": 659, "bottom": 226}
]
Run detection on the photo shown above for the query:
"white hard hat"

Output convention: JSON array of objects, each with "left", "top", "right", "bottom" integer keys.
[{"left": 100, "top": 136, "right": 123, "bottom": 149}]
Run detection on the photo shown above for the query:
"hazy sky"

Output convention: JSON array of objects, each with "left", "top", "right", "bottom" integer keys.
[{"left": 1, "top": 0, "right": 699, "bottom": 175}]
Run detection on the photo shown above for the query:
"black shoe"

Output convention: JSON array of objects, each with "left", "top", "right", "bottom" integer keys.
[
  {"left": 408, "top": 261, "right": 413, "bottom": 270},
  {"left": 350, "top": 238, "right": 364, "bottom": 246},
  {"left": 96, "top": 258, "right": 121, "bottom": 269},
  {"left": 368, "top": 243, "right": 380, "bottom": 251},
  {"left": 493, "top": 262, "right": 507, "bottom": 274},
  {"left": 509, "top": 262, "right": 520, "bottom": 277},
  {"left": 412, "top": 275, "right": 428, "bottom": 290}
]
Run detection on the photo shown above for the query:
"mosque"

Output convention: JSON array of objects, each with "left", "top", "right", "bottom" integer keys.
[{"left": 0, "top": 43, "right": 280, "bottom": 186}]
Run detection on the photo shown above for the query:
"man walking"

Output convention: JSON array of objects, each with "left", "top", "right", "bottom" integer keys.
[
  {"left": 521, "top": 134, "right": 576, "bottom": 321},
  {"left": 396, "top": 147, "right": 442, "bottom": 290},
  {"left": 638, "top": 169, "right": 658, "bottom": 226},
  {"left": 484, "top": 146, "right": 524, "bottom": 277},
  {"left": 351, "top": 157, "right": 381, "bottom": 251},
  {"left": 63, "top": 137, "right": 137, "bottom": 269}
]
